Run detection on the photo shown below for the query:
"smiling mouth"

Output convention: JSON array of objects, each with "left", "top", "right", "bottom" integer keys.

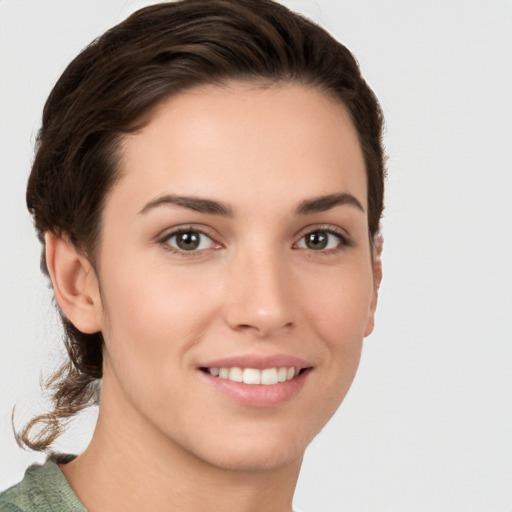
[{"left": 200, "top": 366, "right": 307, "bottom": 385}]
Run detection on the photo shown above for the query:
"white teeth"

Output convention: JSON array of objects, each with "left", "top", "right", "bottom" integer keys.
[
  {"left": 277, "top": 367, "right": 287, "bottom": 382},
  {"left": 229, "top": 367, "right": 243, "bottom": 382},
  {"left": 261, "top": 368, "right": 278, "bottom": 385},
  {"left": 207, "top": 366, "right": 301, "bottom": 385},
  {"left": 243, "top": 368, "right": 261, "bottom": 385}
]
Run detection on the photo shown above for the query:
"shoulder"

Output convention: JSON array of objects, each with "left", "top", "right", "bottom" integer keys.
[
  {"left": 0, "top": 456, "right": 84, "bottom": 512},
  {"left": 0, "top": 463, "right": 43, "bottom": 512},
  {"left": 0, "top": 491, "right": 23, "bottom": 512},
  {"left": 0, "top": 501, "right": 23, "bottom": 512}
]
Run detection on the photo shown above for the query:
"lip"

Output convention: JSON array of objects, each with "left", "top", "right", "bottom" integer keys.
[
  {"left": 199, "top": 354, "right": 312, "bottom": 370},
  {"left": 198, "top": 354, "right": 313, "bottom": 407}
]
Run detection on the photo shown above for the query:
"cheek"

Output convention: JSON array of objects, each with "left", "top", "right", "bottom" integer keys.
[
  {"left": 299, "top": 263, "right": 374, "bottom": 344},
  {"left": 295, "top": 260, "right": 373, "bottom": 403},
  {"left": 98, "top": 257, "right": 222, "bottom": 369},
  {"left": 289, "top": 268, "right": 371, "bottom": 437}
]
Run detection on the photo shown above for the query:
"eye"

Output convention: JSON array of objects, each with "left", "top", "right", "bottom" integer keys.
[
  {"left": 296, "top": 229, "right": 347, "bottom": 251},
  {"left": 163, "top": 229, "right": 217, "bottom": 252}
]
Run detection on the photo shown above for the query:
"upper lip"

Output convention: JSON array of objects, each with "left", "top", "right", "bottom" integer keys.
[{"left": 199, "top": 354, "right": 312, "bottom": 370}]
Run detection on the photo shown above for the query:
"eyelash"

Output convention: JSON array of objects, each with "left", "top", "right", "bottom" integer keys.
[
  {"left": 159, "top": 227, "right": 220, "bottom": 256},
  {"left": 158, "top": 225, "right": 352, "bottom": 256},
  {"left": 294, "top": 226, "right": 353, "bottom": 254}
]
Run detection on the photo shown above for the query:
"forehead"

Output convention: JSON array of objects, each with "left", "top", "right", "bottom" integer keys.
[{"left": 111, "top": 82, "right": 367, "bottom": 216}]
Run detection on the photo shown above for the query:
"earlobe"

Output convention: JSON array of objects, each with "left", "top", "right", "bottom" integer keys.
[{"left": 45, "top": 232, "right": 102, "bottom": 334}]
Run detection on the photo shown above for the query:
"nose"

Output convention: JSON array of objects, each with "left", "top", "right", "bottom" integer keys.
[{"left": 224, "top": 246, "right": 295, "bottom": 337}]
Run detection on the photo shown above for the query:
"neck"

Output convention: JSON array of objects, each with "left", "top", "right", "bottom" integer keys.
[{"left": 60, "top": 376, "right": 303, "bottom": 512}]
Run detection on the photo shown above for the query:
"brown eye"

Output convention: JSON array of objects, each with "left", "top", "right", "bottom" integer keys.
[
  {"left": 176, "top": 231, "right": 200, "bottom": 250},
  {"left": 165, "top": 230, "right": 214, "bottom": 252},
  {"left": 297, "top": 230, "right": 346, "bottom": 251},
  {"left": 304, "top": 231, "right": 329, "bottom": 250}
]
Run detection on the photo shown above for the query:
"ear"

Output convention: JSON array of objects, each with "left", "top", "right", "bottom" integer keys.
[
  {"left": 45, "top": 232, "right": 102, "bottom": 334},
  {"left": 364, "top": 235, "right": 383, "bottom": 337}
]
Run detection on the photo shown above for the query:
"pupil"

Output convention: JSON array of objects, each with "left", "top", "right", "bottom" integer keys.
[
  {"left": 177, "top": 232, "right": 200, "bottom": 250},
  {"left": 306, "top": 232, "right": 327, "bottom": 250}
]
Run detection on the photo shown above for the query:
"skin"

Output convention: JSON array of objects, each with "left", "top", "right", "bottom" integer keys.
[{"left": 46, "top": 82, "right": 380, "bottom": 512}]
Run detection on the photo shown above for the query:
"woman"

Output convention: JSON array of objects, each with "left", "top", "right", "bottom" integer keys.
[{"left": 0, "top": 0, "right": 384, "bottom": 510}]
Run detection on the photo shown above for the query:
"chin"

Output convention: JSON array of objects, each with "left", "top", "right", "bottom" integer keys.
[
  {"left": 174, "top": 417, "right": 320, "bottom": 473},
  {"left": 200, "top": 440, "right": 305, "bottom": 473}
]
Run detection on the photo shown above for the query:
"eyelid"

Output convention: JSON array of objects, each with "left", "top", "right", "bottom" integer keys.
[
  {"left": 157, "top": 225, "right": 223, "bottom": 255},
  {"left": 155, "top": 223, "right": 353, "bottom": 256},
  {"left": 293, "top": 224, "right": 353, "bottom": 251}
]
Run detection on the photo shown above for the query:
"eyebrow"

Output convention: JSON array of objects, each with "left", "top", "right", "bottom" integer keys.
[
  {"left": 296, "top": 192, "right": 364, "bottom": 214},
  {"left": 139, "top": 192, "right": 363, "bottom": 217},
  {"left": 139, "top": 194, "right": 233, "bottom": 216}
]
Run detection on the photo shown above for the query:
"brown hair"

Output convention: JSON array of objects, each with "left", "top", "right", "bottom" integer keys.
[{"left": 20, "top": 0, "right": 385, "bottom": 450}]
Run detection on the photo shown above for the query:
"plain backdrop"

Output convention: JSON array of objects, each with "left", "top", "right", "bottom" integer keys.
[{"left": 1, "top": 1, "right": 511, "bottom": 511}]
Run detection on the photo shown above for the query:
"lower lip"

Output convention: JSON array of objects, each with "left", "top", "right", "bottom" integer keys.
[{"left": 201, "top": 369, "right": 310, "bottom": 407}]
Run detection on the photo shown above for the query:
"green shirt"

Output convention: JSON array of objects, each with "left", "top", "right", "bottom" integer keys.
[{"left": 0, "top": 455, "right": 86, "bottom": 512}]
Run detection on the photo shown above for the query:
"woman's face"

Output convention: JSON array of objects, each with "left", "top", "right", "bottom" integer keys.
[{"left": 92, "top": 82, "right": 378, "bottom": 471}]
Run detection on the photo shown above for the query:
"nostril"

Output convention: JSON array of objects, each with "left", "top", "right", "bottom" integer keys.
[{"left": 231, "top": 320, "right": 294, "bottom": 337}]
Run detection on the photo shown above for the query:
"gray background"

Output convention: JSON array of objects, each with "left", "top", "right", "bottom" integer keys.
[{"left": 1, "top": 1, "right": 511, "bottom": 510}]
